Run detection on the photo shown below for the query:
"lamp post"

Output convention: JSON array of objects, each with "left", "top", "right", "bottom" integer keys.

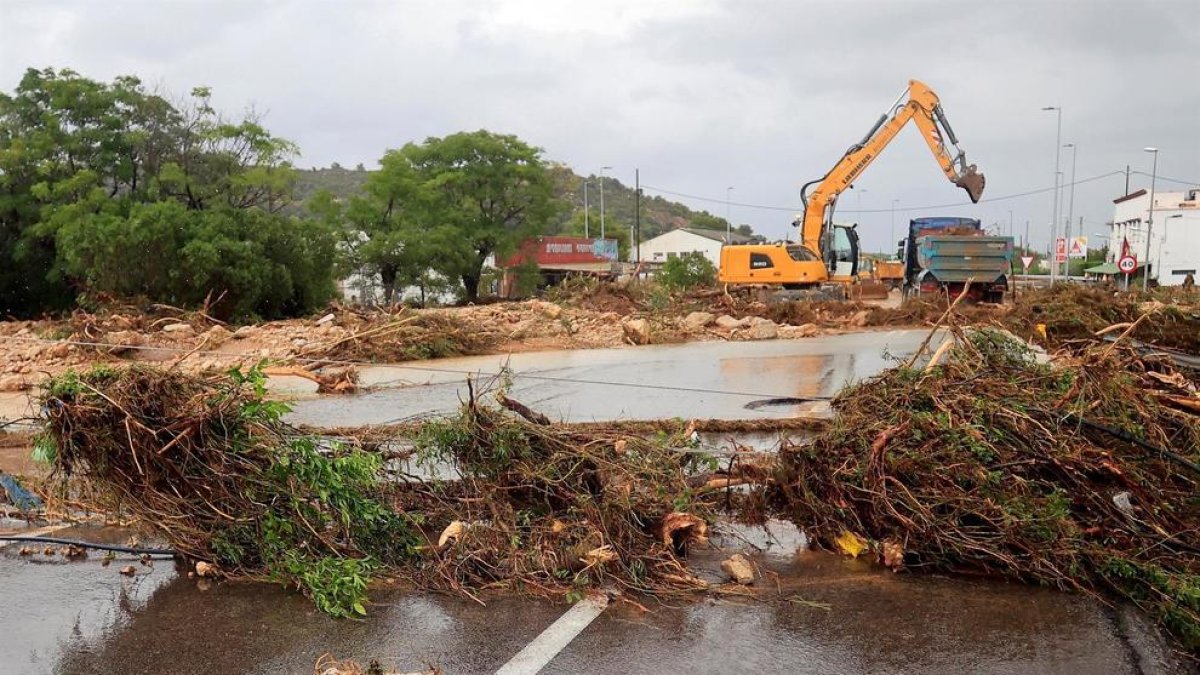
[
  {"left": 1063, "top": 143, "right": 1077, "bottom": 279},
  {"left": 891, "top": 199, "right": 899, "bottom": 258},
  {"left": 1143, "top": 148, "right": 1158, "bottom": 290},
  {"left": 583, "top": 181, "right": 591, "bottom": 239},
  {"left": 1042, "top": 106, "right": 1062, "bottom": 283},
  {"left": 599, "top": 166, "right": 612, "bottom": 240},
  {"left": 725, "top": 186, "right": 734, "bottom": 240}
]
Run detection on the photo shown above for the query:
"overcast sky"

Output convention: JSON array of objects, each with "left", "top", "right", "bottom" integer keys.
[{"left": 3, "top": 0, "right": 1198, "bottom": 253}]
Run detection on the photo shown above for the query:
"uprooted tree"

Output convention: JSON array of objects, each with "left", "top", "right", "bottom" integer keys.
[{"left": 33, "top": 326, "right": 1200, "bottom": 653}]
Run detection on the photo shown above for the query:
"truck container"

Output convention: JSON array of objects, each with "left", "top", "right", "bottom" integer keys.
[{"left": 899, "top": 217, "right": 1013, "bottom": 302}]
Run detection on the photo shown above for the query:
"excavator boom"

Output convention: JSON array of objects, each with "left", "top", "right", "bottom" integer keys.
[
  {"left": 718, "top": 79, "right": 985, "bottom": 291},
  {"left": 799, "top": 79, "right": 985, "bottom": 258}
]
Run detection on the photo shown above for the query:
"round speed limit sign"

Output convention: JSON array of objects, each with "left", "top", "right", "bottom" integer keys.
[{"left": 1117, "top": 256, "right": 1137, "bottom": 274}]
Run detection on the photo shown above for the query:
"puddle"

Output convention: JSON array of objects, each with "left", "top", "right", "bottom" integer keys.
[{"left": 286, "top": 330, "right": 933, "bottom": 427}]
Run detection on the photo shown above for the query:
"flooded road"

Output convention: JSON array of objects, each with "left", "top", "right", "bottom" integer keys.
[
  {"left": 286, "top": 329, "right": 935, "bottom": 426},
  {"left": 1, "top": 523, "right": 1183, "bottom": 674},
  {"left": 2, "top": 332, "right": 1190, "bottom": 673}
]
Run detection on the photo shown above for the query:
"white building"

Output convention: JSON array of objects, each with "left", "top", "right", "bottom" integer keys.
[
  {"left": 635, "top": 228, "right": 755, "bottom": 268},
  {"left": 1108, "top": 187, "right": 1200, "bottom": 285}
]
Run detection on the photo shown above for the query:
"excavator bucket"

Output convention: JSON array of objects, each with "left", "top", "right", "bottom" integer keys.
[{"left": 955, "top": 165, "right": 986, "bottom": 203}]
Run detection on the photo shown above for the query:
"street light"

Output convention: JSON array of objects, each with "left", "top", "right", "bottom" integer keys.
[
  {"left": 599, "top": 166, "right": 612, "bottom": 240},
  {"left": 1063, "top": 143, "right": 1078, "bottom": 279},
  {"left": 582, "top": 181, "right": 591, "bottom": 239},
  {"left": 1143, "top": 148, "right": 1158, "bottom": 290},
  {"left": 1042, "top": 106, "right": 1062, "bottom": 283},
  {"left": 725, "top": 186, "right": 734, "bottom": 240}
]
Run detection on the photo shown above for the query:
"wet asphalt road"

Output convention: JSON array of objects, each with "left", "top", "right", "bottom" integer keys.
[
  {"left": 0, "top": 524, "right": 1185, "bottom": 674},
  {"left": 1, "top": 334, "right": 1191, "bottom": 673}
]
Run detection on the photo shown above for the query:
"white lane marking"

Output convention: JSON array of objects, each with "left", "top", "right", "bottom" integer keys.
[{"left": 494, "top": 594, "right": 610, "bottom": 675}]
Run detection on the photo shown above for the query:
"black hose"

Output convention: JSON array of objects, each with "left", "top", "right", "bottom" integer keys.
[{"left": 0, "top": 535, "right": 176, "bottom": 556}]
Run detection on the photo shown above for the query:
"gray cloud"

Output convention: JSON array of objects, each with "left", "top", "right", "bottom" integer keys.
[{"left": 2, "top": 0, "right": 1196, "bottom": 253}]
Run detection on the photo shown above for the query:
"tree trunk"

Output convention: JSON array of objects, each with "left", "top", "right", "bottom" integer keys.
[
  {"left": 380, "top": 264, "right": 398, "bottom": 305},
  {"left": 461, "top": 272, "right": 480, "bottom": 304}
]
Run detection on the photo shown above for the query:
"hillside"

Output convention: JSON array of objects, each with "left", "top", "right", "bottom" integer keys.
[{"left": 292, "top": 164, "right": 753, "bottom": 242}]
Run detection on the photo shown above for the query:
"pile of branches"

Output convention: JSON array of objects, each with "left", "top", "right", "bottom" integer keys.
[
  {"left": 395, "top": 389, "right": 727, "bottom": 599},
  {"left": 307, "top": 311, "right": 497, "bottom": 363},
  {"left": 773, "top": 328, "right": 1200, "bottom": 650},
  {"left": 36, "top": 363, "right": 744, "bottom": 613},
  {"left": 1002, "top": 284, "right": 1200, "bottom": 352},
  {"left": 39, "top": 365, "right": 418, "bottom": 617}
]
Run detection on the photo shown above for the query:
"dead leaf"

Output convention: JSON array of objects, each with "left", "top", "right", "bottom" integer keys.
[
  {"left": 582, "top": 545, "right": 618, "bottom": 566},
  {"left": 834, "top": 530, "right": 868, "bottom": 558},
  {"left": 881, "top": 540, "right": 904, "bottom": 569},
  {"left": 119, "top": 565, "right": 137, "bottom": 576},
  {"left": 438, "top": 521, "right": 466, "bottom": 548},
  {"left": 195, "top": 561, "right": 220, "bottom": 578}
]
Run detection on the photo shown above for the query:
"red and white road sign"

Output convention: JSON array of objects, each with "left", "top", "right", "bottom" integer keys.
[
  {"left": 1117, "top": 255, "right": 1137, "bottom": 274},
  {"left": 1020, "top": 255, "right": 1034, "bottom": 271},
  {"left": 1054, "top": 236, "right": 1067, "bottom": 263}
]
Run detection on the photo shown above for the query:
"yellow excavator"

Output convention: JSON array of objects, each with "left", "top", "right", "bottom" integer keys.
[{"left": 718, "top": 79, "right": 985, "bottom": 295}]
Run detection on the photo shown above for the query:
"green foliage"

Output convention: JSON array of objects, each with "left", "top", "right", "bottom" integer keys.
[
  {"left": 658, "top": 252, "right": 717, "bottom": 290},
  {"left": 0, "top": 67, "right": 333, "bottom": 319},
  {"left": 314, "top": 130, "right": 555, "bottom": 303}
]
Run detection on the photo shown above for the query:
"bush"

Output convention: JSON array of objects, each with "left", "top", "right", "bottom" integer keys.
[{"left": 658, "top": 252, "right": 716, "bottom": 290}]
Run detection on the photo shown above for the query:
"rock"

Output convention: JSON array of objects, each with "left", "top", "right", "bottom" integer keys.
[
  {"left": 622, "top": 318, "right": 651, "bottom": 345},
  {"left": 796, "top": 322, "right": 820, "bottom": 337},
  {"left": 315, "top": 312, "right": 336, "bottom": 326},
  {"left": 104, "top": 330, "right": 144, "bottom": 356},
  {"left": 534, "top": 301, "right": 563, "bottom": 319},
  {"left": 683, "top": 311, "right": 715, "bottom": 331},
  {"left": 714, "top": 314, "right": 741, "bottom": 330},
  {"left": 745, "top": 318, "right": 778, "bottom": 340},
  {"left": 721, "top": 554, "right": 755, "bottom": 585},
  {"left": 0, "top": 376, "right": 29, "bottom": 392},
  {"left": 48, "top": 342, "right": 71, "bottom": 358},
  {"left": 204, "top": 325, "right": 233, "bottom": 345},
  {"left": 232, "top": 325, "right": 258, "bottom": 339},
  {"left": 163, "top": 323, "right": 195, "bottom": 336}
]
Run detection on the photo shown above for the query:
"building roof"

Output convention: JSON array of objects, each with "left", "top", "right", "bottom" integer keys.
[
  {"left": 1084, "top": 262, "right": 1120, "bottom": 275},
  {"left": 677, "top": 227, "right": 756, "bottom": 244},
  {"left": 1113, "top": 189, "right": 1148, "bottom": 205}
]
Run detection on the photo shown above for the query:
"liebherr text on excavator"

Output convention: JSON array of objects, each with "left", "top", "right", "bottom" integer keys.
[{"left": 719, "top": 79, "right": 986, "bottom": 291}]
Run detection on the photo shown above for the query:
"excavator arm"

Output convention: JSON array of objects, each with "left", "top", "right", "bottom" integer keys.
[{"left": 798, "top": 79, "right": 985, "bottom": 259}]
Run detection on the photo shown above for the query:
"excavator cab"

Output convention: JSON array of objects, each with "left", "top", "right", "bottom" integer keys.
[{"left": 824, "top": 224, "right": 860, "bottom": 282}]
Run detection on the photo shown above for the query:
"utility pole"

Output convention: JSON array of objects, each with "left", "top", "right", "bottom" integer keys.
[
  {"left": 599, "top": 166, "right": 612, "bottom": 240},
  {"left": 1124, "top": 165, "right": 1131, "bottom": 196},
  {"left": 1064, "top": 143, "right": 1078, "bottom": 279},
  {"left": 583, "top": 181, "right": 590, "bottom": 239},
  {"left": 635, "top": 169, "right": 641, "bottom": 265},
  {"left": 1143, "top": 148, "right": 1158, "bottom": 290},
  {"left": 1042, "top": 106, "right": 1062, "bottom": 283},
  {"left": 1024, "top": 220, "right": 1030, "bottom": 254},
  {"left": 890, "top": 199, "right": 899, "bottom": 258},
  {"left": 725, "top": 186, "right": 734, "bottom": 240}
]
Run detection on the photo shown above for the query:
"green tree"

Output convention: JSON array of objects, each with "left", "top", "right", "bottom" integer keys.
[
  {"left": 327, "top": 131, "right": 557, "bottom": 303},
  {"left": 659, "top": 252, "right": 717, "bottom": 290},
  {"left": 400, "top": 130, "right": 556, "bottom": 302},
  {"left": 0, "top": 67, "right": 336, "bottom": 319}
]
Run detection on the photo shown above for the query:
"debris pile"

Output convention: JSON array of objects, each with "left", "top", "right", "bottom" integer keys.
[
  {"left": 774, "top": 328, "right": 1200, "bottom": 650},
  {"left": 39, "top": 365, "right": 419, "bottom": 617},
  {"left": 399, "top": 389, "right": 727, "bottom": 598}
]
